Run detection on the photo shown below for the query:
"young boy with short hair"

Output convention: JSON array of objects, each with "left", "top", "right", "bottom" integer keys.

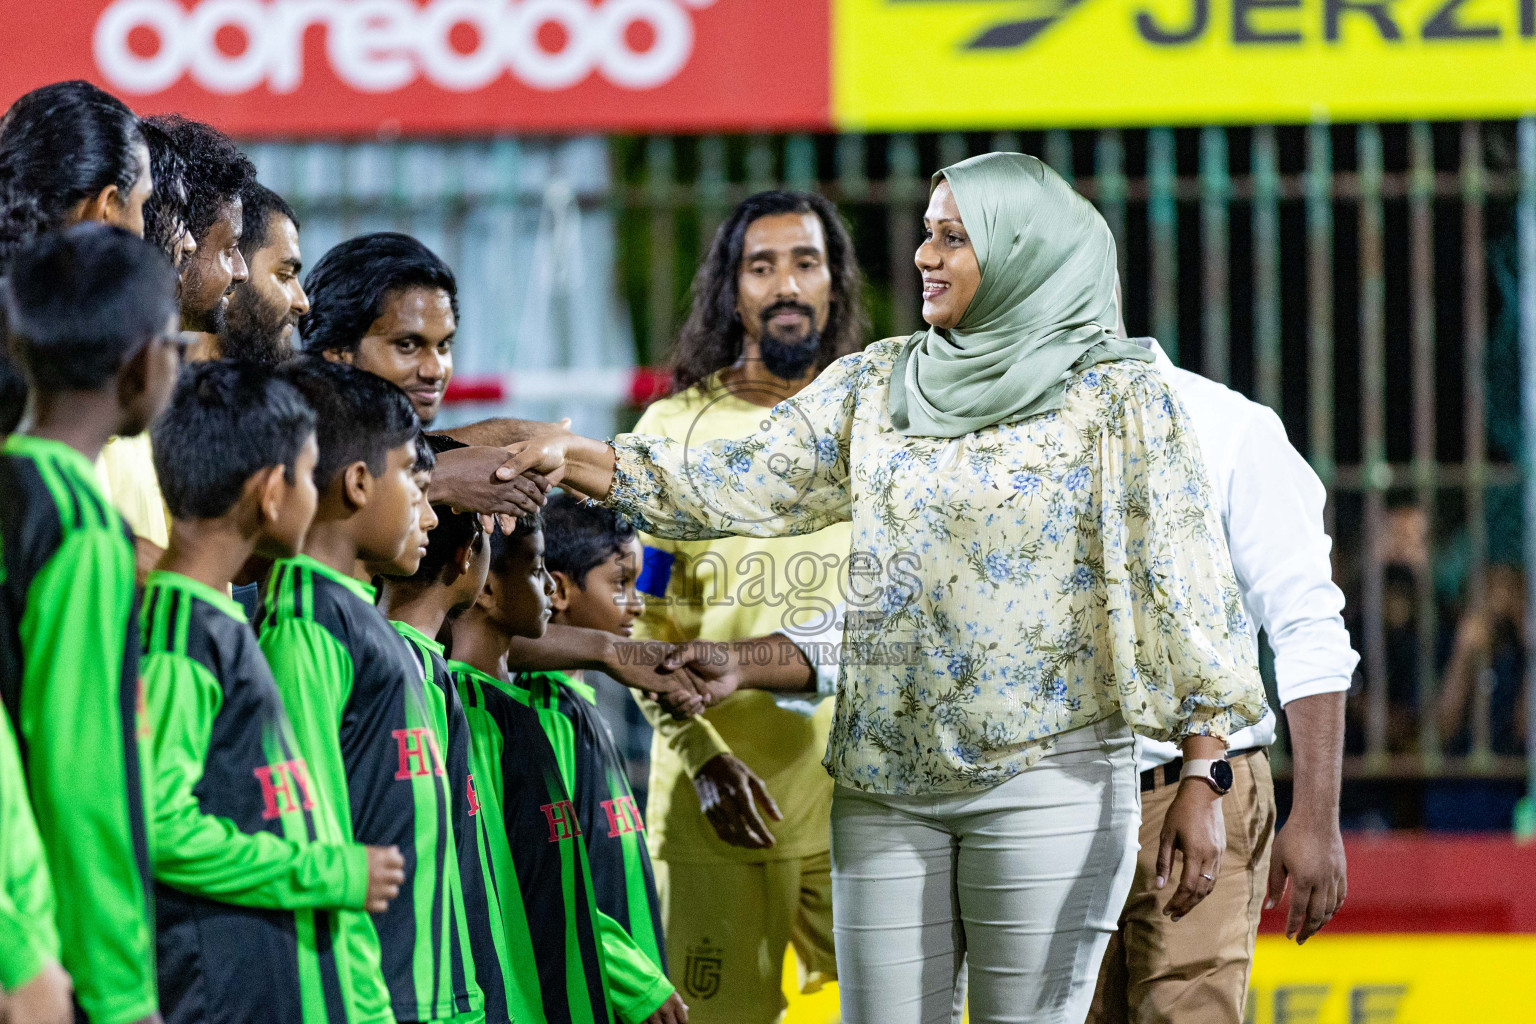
[
  {"left": 449, "top": 517, "right": 620, "bottom": 1024},
  {"left": 530, "top": 493, "right": 681, "bottom": 1024},
  {"left": 0, "top": 224, "right": 182, "bottom": 1024},
  {"left": 377, "top": 503, "right": 510, "bottom": 1024},
  {"left": 142, "top": 360, "right": 406, "bottom": 1024},
  {"left": 260, "top": 357, "right": 483, "bottom": 1024},
  {"left": 363, "top": 438, "right": 439, "bottom": 580}
]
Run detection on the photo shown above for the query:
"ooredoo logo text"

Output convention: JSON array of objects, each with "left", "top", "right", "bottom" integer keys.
[{"left": 93, "top": 0, "right": 719, "bottom": 96}]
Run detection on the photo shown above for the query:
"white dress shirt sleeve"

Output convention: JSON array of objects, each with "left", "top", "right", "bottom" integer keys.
[
  {"left": 1223, "top": 406, "right": 1360, "bottom": 705},
  {"left": 771, "top": 600, "right": 844, "bottom": 711}
]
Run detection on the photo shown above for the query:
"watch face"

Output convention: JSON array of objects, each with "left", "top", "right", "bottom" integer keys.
[{"left": 1211, "top": 760, "right": 1234, "bottom": 793}]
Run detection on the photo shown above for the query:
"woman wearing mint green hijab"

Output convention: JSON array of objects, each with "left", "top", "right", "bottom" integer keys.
[{"left": 504, "top": 153, "right": 1267, "bottom": 1023}]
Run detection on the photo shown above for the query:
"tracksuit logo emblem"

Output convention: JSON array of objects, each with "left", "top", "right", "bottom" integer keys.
[{"left": 683, "top": 941, "right": 724, "bottom": 1000}]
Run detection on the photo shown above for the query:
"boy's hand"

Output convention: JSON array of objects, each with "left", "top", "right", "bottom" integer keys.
[
  {"left": 365, "top": 845, "right": 406, "bottom": 913},
  {"left": 7, "top": 960, "right": 72, "bottom": 1024},
  {"left": 430, "top": 446, "right": 552, "bottom": 516},
  {"left": 642, "top": 992, "right": 689, "bottom": 1024},
  {"left": 693, "top": 754, "right": 782, "bottom": 849}
]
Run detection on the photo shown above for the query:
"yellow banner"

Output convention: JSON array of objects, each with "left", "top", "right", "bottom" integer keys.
[
  {"left": 1245, "top": 935, "right": 1536, "bottom": 1023},
  {"left": 780, "top": 936, "right": 1536, "bottom": 1022},
  {"left": 833, "top": 0, "right": 1536, "bottom": 127}
]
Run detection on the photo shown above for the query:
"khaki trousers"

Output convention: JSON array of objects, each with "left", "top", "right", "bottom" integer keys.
[{"left": 1086, "top": 751, "right": 1276, "bottom": 1024}]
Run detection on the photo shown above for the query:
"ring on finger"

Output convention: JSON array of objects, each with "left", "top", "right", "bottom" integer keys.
[{"left": 1200, "top": 873, "right": 1214, "bottom": 881}]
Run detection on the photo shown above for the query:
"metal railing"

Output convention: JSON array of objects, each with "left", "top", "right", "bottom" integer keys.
[{"left": 612, "top": 126, "right": 1532, "bottom": 788}]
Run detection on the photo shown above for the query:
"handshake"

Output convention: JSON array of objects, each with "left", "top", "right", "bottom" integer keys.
[{"left": 606, "top": 639, "right": 744, "bottom": 719}]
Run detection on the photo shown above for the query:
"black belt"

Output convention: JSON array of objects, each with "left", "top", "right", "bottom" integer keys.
[{"left": 1140, "top": 747, "right": 1262, "bottom": 793}]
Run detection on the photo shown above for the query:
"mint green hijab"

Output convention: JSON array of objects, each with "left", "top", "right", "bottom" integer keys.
[{"left": 888, "top": 152, "right": 1151, "bottom": 438}]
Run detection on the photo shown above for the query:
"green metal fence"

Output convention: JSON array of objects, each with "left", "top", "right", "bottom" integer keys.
[{"left": 613, "top": 125, "right": 1531, "bottom": 791}]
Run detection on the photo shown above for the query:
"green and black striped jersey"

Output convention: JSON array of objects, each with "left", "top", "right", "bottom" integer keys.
[
  {"left": 450, "top": 660, "right": 616, "bottom": 1024},
  {"left": 259, "top": 555, "right": 483, "bottom": 1024},
  {"left": 0, "top": 694, "right": 58, "bottom": 992},
  {"left": 393, "top": 621, "right": 509, "bottom": 1024},
  {"left": 141, "top": 570, "right": 388, "bottom": 1024},
  {"left": 523, "top": 672, "right": 672, "bottom": 1023},
  {"left": 0, "top": 434, "right": 156, "bottom": 1024}
]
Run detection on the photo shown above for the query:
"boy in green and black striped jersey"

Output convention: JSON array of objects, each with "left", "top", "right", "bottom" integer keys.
[
  {"left": 366, "top": 444, "right": 500, "bottom": 1024},
  {"left": 530, "top": 493, "right": 681, "bottom": 1024},
  {"left": 141, "top": 361, "right": 405, "bottom": 1024},
  {"left": 0, "top": 700, "right": 65, "bottom": 1023},
  {"left": 374, "top": 497, "right": 510, "bottom": 1024},
  {"left": 259, "top": 358, "right": 483, "bottom": 1024},
  {"left": 0, "top": 226, "right": 182, "bottom": 1024},
  {"left": 449, "top": 516, "right": 618, "bottom": 1024}
]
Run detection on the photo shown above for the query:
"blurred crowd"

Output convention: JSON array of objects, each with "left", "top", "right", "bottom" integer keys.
[{"left": 1336, "top": 497, "right": 1528, "bottom": 829}]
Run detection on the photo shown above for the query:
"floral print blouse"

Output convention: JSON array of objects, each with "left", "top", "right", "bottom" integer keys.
[{"left": 605, "top": 339, "right": 1267, "bottom": 795}]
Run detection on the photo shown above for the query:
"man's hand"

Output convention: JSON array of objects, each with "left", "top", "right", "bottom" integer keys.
[
  {"left": 365, "top": 845, "right": 406, "bottom": 913},
  {"left": 604, "top": 642, "right": 708, "bottom": 718},
  {"left": 693, "top": 754, "right": 782, "bottom": 850},
  {"left": 641, "top": 991, "right": 689, "bottom": 1024},
  {"left": 6, "top": 960, "right": 72, "bottom": 1024},
  {"left": 429, "top": 446, "right": 553, "bottom": 517},
  {"left": 1266, "top": 813, "right": 1346, "bottom": 943},
  {"left": 661, "top": 642, "right": 741, "bottom": 707},
  {"left": 1157, "top": 781, "right": 1226, "bottom": 921}
]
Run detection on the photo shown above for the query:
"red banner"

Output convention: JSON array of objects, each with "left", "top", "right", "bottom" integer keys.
[
  {"left": 1259, "top": 834, "right": 1536, "bottom": 934},
  {"left": 0, "top": 0, "right": 830, "bottom": 136}
]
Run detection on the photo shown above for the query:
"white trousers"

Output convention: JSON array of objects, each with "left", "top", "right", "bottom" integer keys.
[{"left": 830, "top": 714, "right": 1140, "bottom": 1024}]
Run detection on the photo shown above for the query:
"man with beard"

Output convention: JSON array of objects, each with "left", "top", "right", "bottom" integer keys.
[
  {"left": 95, "top": 115, "right": 252, "bottom": 576},
  {"left": 221, "top": 183, "right": 307, "bottom": 365},
  {"left": 623, "top": 191, "right": 869, "bottom": 1024},
  {"left": 144, "top": 114, "right": 251, "bottom": 356}
]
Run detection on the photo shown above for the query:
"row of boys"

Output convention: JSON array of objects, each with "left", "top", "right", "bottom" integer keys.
[{"left": 1, "top": 222, "right": 687, "bottom": 1024}]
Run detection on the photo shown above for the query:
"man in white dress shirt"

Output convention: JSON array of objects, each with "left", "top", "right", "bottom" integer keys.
[{"left": 1086, "top": 337, "right": 1360, "bottom": 1024}]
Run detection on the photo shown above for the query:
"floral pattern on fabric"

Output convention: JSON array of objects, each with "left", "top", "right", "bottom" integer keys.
[{"left": 605, "top": 339, "right": 1267, "bottom": 795}]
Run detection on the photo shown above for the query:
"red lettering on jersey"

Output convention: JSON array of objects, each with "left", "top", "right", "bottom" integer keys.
[
  {"left": 600, "top": 794, "right": 646, "bottom": 838},
  {"left": 466, "top": 775, "right": 481, "bottom": 817},
  {"left": 254, "top": 764, "right": 296, "bottom": 819},
  {"left": 425, "top": 730, "right": 448, "bottom": 777},
  {"left": 287, "top": 758, "right": 318, "bottom": 811},
  {"left": 540, "top": 800, "right": 582, "bottom": 842},
  {"left": 393, "top": 728, "right": 435, "bottom": 779},
  {"left": 255, "top": 759, "right": 318, "bottom": 819}
]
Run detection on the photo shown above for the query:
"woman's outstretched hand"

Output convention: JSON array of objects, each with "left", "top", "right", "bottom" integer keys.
[
  {"left": 499, "top": 433, "right": 574, "bottom": 484},
  {"left": 501, "top": 429, "right": 620, "bottom": 500}
]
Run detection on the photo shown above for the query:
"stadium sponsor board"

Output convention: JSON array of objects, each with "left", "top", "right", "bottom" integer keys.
[
  {"left": 0, "top": 0, "right": 828, "bottom": 135},
  {"left": 833, "top": 0, "right": 1536, "bottom": 127},
  {"left": 1246, "top": 935, "right": 1536, "bottom": 1022}
]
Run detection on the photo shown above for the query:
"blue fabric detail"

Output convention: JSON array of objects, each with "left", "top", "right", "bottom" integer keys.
[{"left": 636, "top": 545, "right": 675, "bottom": 598}]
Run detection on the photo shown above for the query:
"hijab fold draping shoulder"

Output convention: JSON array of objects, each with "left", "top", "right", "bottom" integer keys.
[{"left": 888, "top": 152, "right": 1151, "bottom": 439}]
